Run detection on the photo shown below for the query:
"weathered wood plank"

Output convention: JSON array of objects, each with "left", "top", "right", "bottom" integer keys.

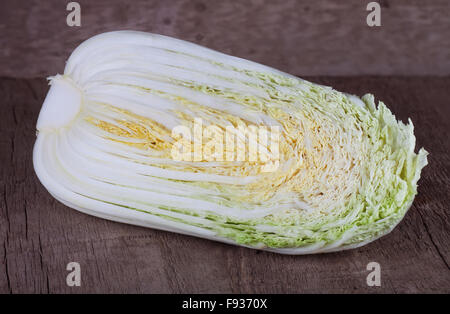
[
  {"left": 0, "top": 77, "right": 448, "bottom": 293},
  {"left": 1, "top": 0, "right": 450, "bottom": 78}
]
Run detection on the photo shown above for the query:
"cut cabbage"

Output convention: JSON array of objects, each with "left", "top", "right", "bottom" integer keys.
[{"left": 33, "top": 31, "right": 428, "bottom": 254}]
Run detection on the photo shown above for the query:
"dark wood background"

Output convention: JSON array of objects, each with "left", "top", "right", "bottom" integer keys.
[
  {"left": 1, "top": 0, "right": 450, "bottom": 78},
  {"left": 0, "top": 0, "right": 449, "bottom": 294}
]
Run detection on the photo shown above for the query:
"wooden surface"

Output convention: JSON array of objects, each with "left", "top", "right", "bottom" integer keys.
[
  {"left": 1, "top": 0, "right": 450, "bottom": 78},
  {"left": 0, "top": 76, "right": 449, "bottom": 294}
]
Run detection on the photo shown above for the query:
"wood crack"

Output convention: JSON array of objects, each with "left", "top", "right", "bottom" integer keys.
[
  {"left": 416, "top": 207, "right": 450, "bottom": 270},
  {"left": 38, "top": 235, "right": 50, "bottom": 293},
  {"left": 3, "top": 242, "right": 12, "bottom": 294},
  {"left": 24, "top": 198, "right": 28, "bottom": 240},
  {"left": 2, "top": 186, "right": 11, "bottom": 236}
]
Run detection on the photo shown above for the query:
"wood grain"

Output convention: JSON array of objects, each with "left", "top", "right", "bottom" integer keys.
[
  {"left": 1, "top": 0, "right": 450, "bottom": 78},
  {"left": 0, "top": 76, "right": 448, "bottom": 293}
]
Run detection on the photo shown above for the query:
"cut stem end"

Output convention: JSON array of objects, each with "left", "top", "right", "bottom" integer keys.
[{"left": 36, "top": 75, "right": 82, "bottom": 132}]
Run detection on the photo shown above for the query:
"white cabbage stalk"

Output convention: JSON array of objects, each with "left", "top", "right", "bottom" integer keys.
[{"left": 33, "top": 31, "right": 428, "bottom": 254}]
